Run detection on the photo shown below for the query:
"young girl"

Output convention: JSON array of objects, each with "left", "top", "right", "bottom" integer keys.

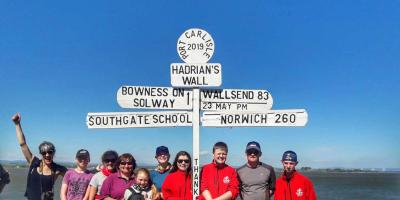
[
  {"left": 60, "top": 149, "right": 94, "bottom": 200},
  {"left": 124, "top": 168, "right": 159, "bottom": 200}
]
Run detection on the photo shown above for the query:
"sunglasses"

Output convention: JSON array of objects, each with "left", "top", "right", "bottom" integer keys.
[
  {"left": 120, "top": 161, "right": 133, "bottom": 166},
  {"left": 246, "top": 149, "right": 260, "bottom": 155},
  {"left": 41, "top": 151, "right": 54, "bottom": 156},
  {"left": 177, "top": 159, "right": 190, "bottom": 164},
  {"left": 104, "top": 159, "right": 116, "bottom": 163},
  {"left": 78, "top": 158, "right": 89, "bottom": 162}
]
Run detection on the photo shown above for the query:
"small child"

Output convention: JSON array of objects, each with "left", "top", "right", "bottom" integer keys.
[{"left": 124, "top": 168, "right": 159, "bottom": 200}]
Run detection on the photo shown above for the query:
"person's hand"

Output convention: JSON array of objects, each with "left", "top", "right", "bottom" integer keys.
[
  {"left": 153, "top": 192, "right": 161, "bottom": 200},
  {"left": 12, "top": 113, "right": 21, "bottom": 125}
]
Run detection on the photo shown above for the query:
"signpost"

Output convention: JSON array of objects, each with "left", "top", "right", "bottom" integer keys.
[{"left": 86, "top": 28, "right": 308, "bottom": 200}]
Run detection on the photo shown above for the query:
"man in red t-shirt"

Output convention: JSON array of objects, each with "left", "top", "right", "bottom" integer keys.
[{"left": 275, "top": 151, "right": 317, "bottom": 200}]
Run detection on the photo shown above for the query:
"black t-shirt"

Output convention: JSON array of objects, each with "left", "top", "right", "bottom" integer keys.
[{"left": 25, "top": 157, "right": 67, "bottom": 200}]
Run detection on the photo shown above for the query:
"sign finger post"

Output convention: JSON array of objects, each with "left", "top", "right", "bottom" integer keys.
[{"left": 86, "top": 28, "right": 308, "bottom": 200}]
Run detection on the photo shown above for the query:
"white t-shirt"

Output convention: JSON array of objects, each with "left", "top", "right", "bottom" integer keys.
[{"left": 89, "top": 171, "right": 107, "bottom": 195}]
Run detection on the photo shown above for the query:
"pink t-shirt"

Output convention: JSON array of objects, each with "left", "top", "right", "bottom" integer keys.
[
  {"left": 62, "top": 169, "right": 93, "bottom": 200},
  {"left": 99, "top": 172, "right": 136, "bottom": 200}
]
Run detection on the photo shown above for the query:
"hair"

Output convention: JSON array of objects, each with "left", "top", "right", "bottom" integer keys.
[
  {"left": 101, "top": 150, "right": 118, "bottom": 162},
  {"left": 135, "top": 168, "right": 153, "bottom": 185},
  {"left": 170, "top": 151, "right": 192, "bottom": 175},
  {"left": 114, "top": 153, "right": 136, "bottom": 172},
  {"left": 135, "top": 168, "right": 159, "bottom": 200},
  {"left": 212, "top": 141, "right": 228, "bottom": 153},
  {"left": 38, "top": 141, "right": 56, "bottom": 154}
]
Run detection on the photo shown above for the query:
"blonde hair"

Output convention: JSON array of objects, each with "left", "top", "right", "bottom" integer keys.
[{"left": 135, "top": 168, "right": 160, "bottom": 200}]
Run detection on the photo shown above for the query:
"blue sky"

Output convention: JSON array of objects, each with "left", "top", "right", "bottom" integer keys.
[{"left": 1, "top": 1, "right": 399, "bottom": 169}]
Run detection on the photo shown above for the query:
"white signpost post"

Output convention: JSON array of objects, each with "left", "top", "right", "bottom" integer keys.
[{"left": 86, "top": 28, "right": 308, "bottom": 200}]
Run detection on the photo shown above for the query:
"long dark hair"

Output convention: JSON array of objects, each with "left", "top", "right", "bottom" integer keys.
[{"left": 170, "top": 151, "right": 192, "bottom": 175}]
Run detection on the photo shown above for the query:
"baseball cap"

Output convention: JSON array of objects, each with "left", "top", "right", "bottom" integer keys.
[
  {"left": 282, "top": 150, "right": 297, "bottom": 162},
  {"left": 102, "top": 150, "right": 118, "bottom": 162},
  {"left": 76, "top": 149, "right": 90, "bottom": 160},
  {"left": 156, "top": 146, "right": 169, "bottom": 156},
  {"left": 245, "top": 141, "right": 261, "bottom": 153}
]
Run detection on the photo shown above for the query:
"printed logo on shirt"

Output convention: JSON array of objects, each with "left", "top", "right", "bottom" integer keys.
[
  {"left": 223, "top": 176, "right": 230, "bottom": 184},
  {"left": 296, "top": 188, "right": 303, "bottom": 197}
]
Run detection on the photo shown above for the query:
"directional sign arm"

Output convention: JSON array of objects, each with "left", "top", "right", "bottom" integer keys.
[
  {"left": 201, "top": 109, "right": 308, "bottom": 127},
  {"left": 117, "top": 86, "right": 193, "bottom": 110},
  {"left": 87, "top": 111, "right": 193, "bottom": 128}
]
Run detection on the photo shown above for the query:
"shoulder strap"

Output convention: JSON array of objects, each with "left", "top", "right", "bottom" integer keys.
[{"left": 127, "top": 187, "right": 137, "bottom": 200}]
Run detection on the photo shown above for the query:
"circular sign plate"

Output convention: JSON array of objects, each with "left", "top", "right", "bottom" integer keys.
[{"left": 177, "top": 28, "right": 215, "bottom": 63}]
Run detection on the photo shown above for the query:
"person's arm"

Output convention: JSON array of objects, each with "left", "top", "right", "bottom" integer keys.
[
  {"left": 82, "top": 184, "right": 91, "bottom": 200},
  {"left": 103, "top": 197, "right": 117, "bottom": 200},
  {"left": 88, "top": 174, "right": 100, "bottom": 200},
  {"left": 201, "top": 190, "right": 213, "bottom": 200},
  {"left": 60, "top": 182, "right": 68, "bottom": 200},
  {"left": 151, "top": 184, "right": 160, "bottom": 200},
  {"left": 307, "top": 179, "right": 317, "bottom": 200},
  {"left": 60, "top": 171, "right": 70, "bottom": 200},
  {"left": 161, "top": 175, "right": 172, "bottom": 200},
  {"left": 212, "top": 191, "right": 232, "bottom": 200},
  {"left": 88, "top": 185, "right": 98, "bottom": 200},
  {"left": 236, "top": 171, "right": 243, "bottom": 200},
  {"left": 200, "top": 166, "right": 213, "bottom": 200},
  {"left": 12, "top": 113, "right": 34, "bottom": 164},
  {"left": 217, "top": 169, "right": 238, "bottom": 200},
  {"left": 268, "top": 167, "right": 276, "bottom": 197}
]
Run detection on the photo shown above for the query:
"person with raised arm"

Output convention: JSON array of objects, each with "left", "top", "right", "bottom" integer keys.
[{"left": 12, "top": 113, "right": 67, "bottom": 200}]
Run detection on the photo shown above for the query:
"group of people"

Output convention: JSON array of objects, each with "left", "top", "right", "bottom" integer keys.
[{"left": 11, "top": 113, "right": 316, "bottom": 200}]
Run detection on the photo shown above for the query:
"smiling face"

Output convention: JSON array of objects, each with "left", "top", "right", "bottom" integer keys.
[
  {"left": 176, "top": 155, "right": 190, "bottom": 172},
  {"left": 156, "top": 153, "right": 170, "bottom": 165},
  {"left": 119, "top": 158, "right": 133, "bottom": 175},
  {"left": 41, "top": 151, "right": 54, "bottom": 165},
  {"left": 136, "top": 171, "right": 150, "bottom": 189},
  {"left": 213, "top": 148, "right": 227, "bottom": 165}
]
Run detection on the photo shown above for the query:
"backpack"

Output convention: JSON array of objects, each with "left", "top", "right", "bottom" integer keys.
[
  {"left": 127, "top": 187, "right": 145, "bottom": 200},
  {"left": 0, "top": 166, "right": 10, "bottom": 184}
]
